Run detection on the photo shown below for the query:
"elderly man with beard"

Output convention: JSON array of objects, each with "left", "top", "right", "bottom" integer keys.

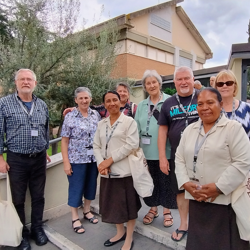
[
  {"left": 158, "top": 66, "right": 199, "bottom": 242},
  {"left": 0, "top": 69, "right": 50, "bottom": 250}
]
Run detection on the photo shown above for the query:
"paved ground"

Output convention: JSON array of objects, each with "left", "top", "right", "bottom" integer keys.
[
  {"left": 1, "top": 241, "right": 59, "bottom": 250},
  {"left": 46, "top": 212, "right": 173, "bottom": 250}
]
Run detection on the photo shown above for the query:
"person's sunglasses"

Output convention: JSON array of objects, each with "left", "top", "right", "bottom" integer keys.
[{"left": 216, "top": 81, "right": 234, "bottom": 87}]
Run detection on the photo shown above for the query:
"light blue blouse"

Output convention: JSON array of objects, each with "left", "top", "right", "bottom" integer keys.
[{"left": 135, "top": 93, "right": 171, "bottom": 160}]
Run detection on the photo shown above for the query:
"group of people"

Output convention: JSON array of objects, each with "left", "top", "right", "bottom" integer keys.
[
  {"left": 61, "top": 66, "right": 250, "bottom": 250},
  {"left": 0, "top": 66, "right": 249, "bottom": 250}
]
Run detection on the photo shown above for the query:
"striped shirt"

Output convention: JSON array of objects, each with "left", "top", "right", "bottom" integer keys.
[{"left": 0, "top": 93, "right": 49, "bottom": 154}]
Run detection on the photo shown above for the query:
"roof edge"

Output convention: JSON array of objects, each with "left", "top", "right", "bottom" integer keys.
[
  {"left": 176, "top": 6, "right": 213, "bottom": 59},
  {"left": 128, "top": 0, "right": 184, "bottom": 19}
]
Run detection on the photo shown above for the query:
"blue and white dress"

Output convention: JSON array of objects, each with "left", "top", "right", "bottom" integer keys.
[{"left": 225, "top": 101, "right": 250, "bottom": 139}]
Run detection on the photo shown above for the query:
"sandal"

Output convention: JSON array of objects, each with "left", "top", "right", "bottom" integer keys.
[
  {"left": 72, "top": 218, "right": 85, "bottom": 234},
  {"left": 143, "top": 209, "right": 159, "bottom": 225},
  {"left": 163, "top": 212, "right": 174, "bottom": 227},
  {"left": 171, "top": 229, "right": 188, "bottom": 242},
  {"left": 83, "top": 211, "right": 98, "bottom": 224}
]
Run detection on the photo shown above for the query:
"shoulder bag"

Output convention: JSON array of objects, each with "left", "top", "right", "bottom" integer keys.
[
  {"left": 231, "top": 172, "right": 250, "bottom": 241},
  {"left": 128, "top": 148, "right": 154, "bottom": 198},
  {"left": 0, "top": 174, "right": 23, "bottom": 246}
]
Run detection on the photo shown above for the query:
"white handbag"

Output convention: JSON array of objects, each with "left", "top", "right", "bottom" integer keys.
[
  {"left": 0, "top": 174, "right": 23, "bottom": 247},
  {"left": 231, "top": 172, "right": 250, "bottom": 241},
  {"left": 128, "top": 148, "right": 154, "bottom": 198}
]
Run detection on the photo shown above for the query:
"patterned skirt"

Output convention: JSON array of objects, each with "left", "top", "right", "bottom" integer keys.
[{"left": 143, "top": 160, "right": 177, "bottom": 209}]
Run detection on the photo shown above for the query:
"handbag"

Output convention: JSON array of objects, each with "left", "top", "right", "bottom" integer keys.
[
  {"left": 231, "top": 172, "right": 250, "bottom": 241},
  {"left": 0, "top": 174, "right": 23, "bottom": 247},
  {"left": 128, "top": 148, "right": 154, "bottom": 198}
]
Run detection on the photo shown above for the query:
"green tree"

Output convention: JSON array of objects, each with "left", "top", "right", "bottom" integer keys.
[{"left": 0, "top": 0, "right": 120, "bottom": 151}]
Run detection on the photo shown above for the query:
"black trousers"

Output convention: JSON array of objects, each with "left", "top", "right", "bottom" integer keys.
[{"left": 7, "top": 150, "right": 47, "bottom": 237}]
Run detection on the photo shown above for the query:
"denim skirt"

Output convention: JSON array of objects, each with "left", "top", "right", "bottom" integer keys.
[{"left": 67, "top": 161, "right": 98, "bottom": 207}]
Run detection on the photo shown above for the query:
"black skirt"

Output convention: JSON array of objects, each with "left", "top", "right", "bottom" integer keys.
[
  {"left": 143, "top": 160, "right": 177, "bottom": 209},
  {"left": 187, "top": 200, "right": 249, "bottom": 250},
  {"left": 99, "top": 176, "right": 141, "bottom": 224}
]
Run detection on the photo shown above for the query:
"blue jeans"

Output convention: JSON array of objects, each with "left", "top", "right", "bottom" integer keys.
[{"left": 67, "top": 161, "right": 98, "bottom": 207}]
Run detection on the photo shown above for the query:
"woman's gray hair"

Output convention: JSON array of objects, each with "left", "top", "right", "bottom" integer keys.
[
  {"left": 173, "top": 66, "right": 194, "bottom": 80},
  {"left": 15, "top": 69, "right": 37, "bottom": 81},
  {"left": 74, "top": 87, "right": 92, "bottom": 98},
  {"left": 141, "top": 70, "right": 162, "bottom": 91},
  {"left": 115, "top": 82, "right": 131, "bottom": 94}
]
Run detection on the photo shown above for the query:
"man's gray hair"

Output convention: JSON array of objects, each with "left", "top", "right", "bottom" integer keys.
[
  {"left": 141, "top": 70, "right": 162, "bottom": 91},
  {"left": 74, "top": 87, "right": 92, "bottom": 98},
  {"left": 115, "top": 82, "right": 131, "bottom": 94},
  {"left": 174, "top": 66, "right": 194, "bottom": 80},
  {"left": 15, "top": 69, "right": 37, "bottom": 81}
]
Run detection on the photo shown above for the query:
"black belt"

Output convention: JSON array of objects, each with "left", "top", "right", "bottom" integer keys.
[{"left": 9, "top": 150, "right": 46, "bottom": 158}]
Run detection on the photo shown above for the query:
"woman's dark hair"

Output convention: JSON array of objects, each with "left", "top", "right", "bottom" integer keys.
[
  {"left": 197, "top": 87, "right": 222, "bottom": 102},
  {"left": 102, "top": 91, "right": 121, "bottom": 103}
]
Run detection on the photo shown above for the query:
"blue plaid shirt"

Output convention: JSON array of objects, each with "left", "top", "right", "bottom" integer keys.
[{"left": 0, "top": 93, "right": 50, "bottom": 154}]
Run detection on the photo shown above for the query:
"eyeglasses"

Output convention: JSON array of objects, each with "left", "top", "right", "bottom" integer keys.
[{"left": 216, "top": 81, "right": 234, "bottom": 87}]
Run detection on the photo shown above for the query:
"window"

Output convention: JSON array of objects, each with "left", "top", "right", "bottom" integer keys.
[
  {"left": 179, "top": 56, "right": 192, "bottom": 68},
  {"left": 151, "top": 14, "right": 171, "bottom": 32}
]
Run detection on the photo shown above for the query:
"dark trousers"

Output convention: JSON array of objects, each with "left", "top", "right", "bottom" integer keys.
[{"left": 7, "top": 150, "right": 47, "bottom": 237}]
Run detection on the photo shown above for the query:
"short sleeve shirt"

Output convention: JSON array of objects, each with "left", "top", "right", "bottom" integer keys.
[
  {"left": 158, "top": 91, "right": 199, "bottom": 159},
  {"left": 61, "top": 108, "right": 101, "bottom": 163}
]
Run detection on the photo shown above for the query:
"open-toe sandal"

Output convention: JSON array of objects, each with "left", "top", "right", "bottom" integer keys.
[
  {"left": 143, "top": 209, "right": 159, "bottom": 225},
  {"left": 163, "top": 211, "right": 174, "bottom": 227},
  {"left": 72, "top": 218, "right": 85, "bottom": 234},
  {"left": 83, "top": 211, "right": 98, "bottom": 224}
]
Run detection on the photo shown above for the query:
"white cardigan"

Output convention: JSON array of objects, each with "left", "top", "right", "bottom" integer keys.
[
  {"left": 93, "top": 113, "right": 139, "bottom": 178},
  {"left": 175, "top": 114, "right": 250, "bottom": 205}
]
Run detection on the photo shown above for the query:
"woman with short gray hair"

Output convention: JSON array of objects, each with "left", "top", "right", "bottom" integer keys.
[
  {"left": 61, "top": 87, "right": 101, "bottom": 234},
  {"left": 135, "top": 69, "right": 177, "bottom": 227}
]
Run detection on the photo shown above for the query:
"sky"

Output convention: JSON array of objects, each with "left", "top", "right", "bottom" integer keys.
[{"left": 79, "top": 0, "right": 250, "bottom": 68}]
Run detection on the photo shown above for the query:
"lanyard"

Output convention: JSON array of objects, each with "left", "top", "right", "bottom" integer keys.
[
  {"left": 78, "top": 108, "right": 93, "bottom": 148},
  {"left": 193, "top": 114, "right": 222, "bottom": 173},
  {"left": 146, "top": 93, "right": 162, "bottom": 135},
  {"left": 175, "top": 90, "right": 195, "bottom": 128},
  {"left": 16, "top": 97, "right": 35, "bottom": 121},
  {"left": 105, "top": 121, "right": 119, "bottom": 158},
  {"left": 222, "top": 99, "right": 236, "bottom": 120}
]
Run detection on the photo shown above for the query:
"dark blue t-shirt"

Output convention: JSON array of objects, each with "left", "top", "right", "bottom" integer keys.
[{"left": 158, "top": 90, "right": 199, "bottom": 159}]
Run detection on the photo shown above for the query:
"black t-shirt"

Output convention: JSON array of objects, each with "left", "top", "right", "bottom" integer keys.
[{"left": 158, "top": 90, "right": 199, "bottom": 159}]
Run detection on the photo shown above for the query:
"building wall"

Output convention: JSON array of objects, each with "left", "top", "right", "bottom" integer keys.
[
  {"left": 171, "top": 6, "right": 206, "bottom": 61},
  {"left": 112, "top": 53, "right": 175, "bottom": 79},
  {"left": 230, "top": 59, "right": 242, "bottom": 100}
]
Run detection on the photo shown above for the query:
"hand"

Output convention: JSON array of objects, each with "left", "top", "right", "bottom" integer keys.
[
  {"left": 193, "top": 183, "right": 220, "bottom": 202},
  {"left": 183, "top": 182, "right": 207, "bottom": 201},
  {"left": 46, "top": 153, "right": 51, "bottom": 163},
  {"left": 98, "top": 158, "right": 113, "bottom": 174},
  {"left": 64, "top": 162, "right": 73, "bottom": 176},
  {"left": 100, "top": 167, "right": 110, "bottom": 175},
  {"left": 0, "top": 157, "right": 10, "bottom": 173},
  {"left": 159, "top": 157, "right": 170, "bottom": 175},
  {"left": 63, "top": 107, "right": 75, "bottom": 116}
]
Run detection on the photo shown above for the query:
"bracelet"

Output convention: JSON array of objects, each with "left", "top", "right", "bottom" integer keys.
[{"left": 215, "top": 185, "right": 223, "bottom": 194}]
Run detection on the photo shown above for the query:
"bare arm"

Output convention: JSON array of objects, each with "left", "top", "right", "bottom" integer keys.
[
  {"left": 63, "top": 107, "right": 75, "bottom": 116},
  {"left": 158, "top": 125, "right": 170, "bottom": 175},
  {"left": 61, "top": 137, "right": 72, "bottom": 176}
]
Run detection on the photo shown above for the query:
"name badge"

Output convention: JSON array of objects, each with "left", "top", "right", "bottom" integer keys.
[
  {"left": 87, "top": 149, "right": 93, "bottom": 156},
  {"left": 31, "top": 130, "right": 38, "bottom": 136},
  {"left": 141, "top": 137, "right": 151, "bottom": 145},
  {"left": 190, "top": 177, "right": 202, "bottom": 190}
]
